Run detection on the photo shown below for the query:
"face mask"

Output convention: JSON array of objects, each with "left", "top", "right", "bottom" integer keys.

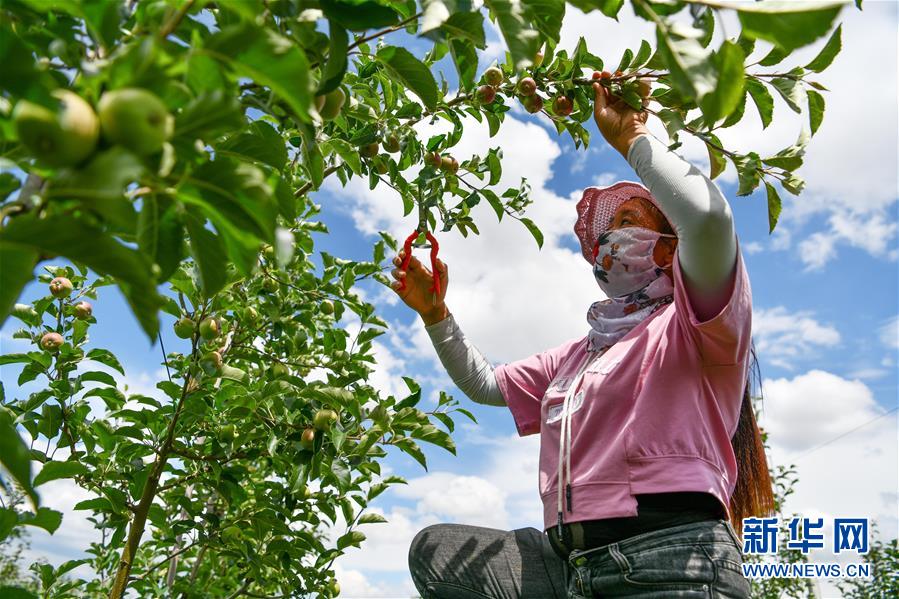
[{"left": 592, "top": 226, "right": 677, "bottom": 298}]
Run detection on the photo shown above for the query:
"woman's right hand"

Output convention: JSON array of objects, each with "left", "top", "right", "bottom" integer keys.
[{"left": 390, "top": 250, "right": 448, "bottom": 320}]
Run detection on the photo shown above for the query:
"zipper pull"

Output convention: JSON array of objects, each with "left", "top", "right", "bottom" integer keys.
[
  {"left": 557, "top": 511, "right": 563, "bottom": 538},
  {"left": 566, "top": 483, "right": 573, "bottom": 512}
]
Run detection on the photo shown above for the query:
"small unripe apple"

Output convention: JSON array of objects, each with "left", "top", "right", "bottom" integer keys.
[
  {"left": 262, "top": 278, "right": 278, "bottom": 293},
  {"left": 476, "top": 85, "right": 496, "bottom": 104},
  {"left": 271, "top": 362, "right": 289, "bottom": 378},
  {"left": 372, "top": 155, "right": 389, "bottom": 174},
  {"left": 174, "top": 317, "right": 195, "bottom": 339},
  {"left": 200, "top": 350, "right": 223, "bottom": 375},
  {"left": 424, "top": 151, "right": 442, "bottom": 168},
  {"left": 243, "top": 307, "right": 258, "bottom": 322},
  {"left": 300, "top": 427, "right": 316, "bottom": 450},
  {"left": 319, "top": 88, "right": 345, "bottom": 120},
  {"left": 49, "top": 277, "right": 73, "bottom": 299},
  {"left": 533, "top": 51, "right": 544, "bottom": 68},
  {"left": 517, "top": 77, "right": 537, "bottom": 96},
  {"left": 98, "top": 88, "right": 173, "bottom": 156},
  {"left": 521, "top": 94, "right": 544, "bottom": 114},
  {"left": 313, "top": 408, "right": 338, "bottom": 431},
  {"left": 553, "top": 96, "right": 573, "bottom": 117},
  {"left": 439, "top": 155, "right": 459, "bottom": 173},
  {"left": 383, "top": 134, "right": 400, "bottom": 153},
  {"left": 222, "top": 524, "right": 242, "bottom": 543},
  {"left": 40, "top": 332, "right": 64, "bottom": 352},
  {"left": 484, "top": 66, "right": 503, "bottom": 87},
  {"left": 220, "top": 423, "right": 235, "bottom": 441},
  {"left": 13, "top": 89, "right": 99, "bottom": 167},
  {"left": 328, "top": 580, "right": 340, "bottom": 595},
  {"left": 314, "top": 94, "right": 327, "bottom": 112},
  {"left": 320, "top": 300, "right": 334, "bottom": 315},
  {"left": 592, "top": 71, "right": 602, "bottom": 80},
  {"left": 199, "top": 317, "right": 221, "bottom": 340},
  {"left": 73, "top": 301, "right": 92, "bottom": 320},
  {"left": 359, "top": 142, "right": 379, "bottom": 158}
]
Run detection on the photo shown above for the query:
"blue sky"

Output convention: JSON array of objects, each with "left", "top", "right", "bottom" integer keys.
[{"left": 2, "top": 2, "right": 897, "bottom": 598}]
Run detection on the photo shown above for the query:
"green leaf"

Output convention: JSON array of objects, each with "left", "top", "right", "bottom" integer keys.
[
  {"left": 184, "top": 211, "right": 228, "bottom": 298},
  {"left": 654, "top": 21, "right": 716, "bottom": 104},
  {"left": 47, "top": 148, "right": 143, "bottom": 231},
  {"left": 174, "top": 89, "right": 245, "bottom": 141},
  {"left": 358, "top": 512, "right": 388, "bottom": 524},
  {"left": 804, "top": 23, "right": 841, "bottom": 72},
  {"left": 450, "top": 38, "right": 478, "bottom": 92},
  {"left": 729, "top": 0, "right": 845, "bottom": 53},
  {"left": 485, "top": 0, "right": 540, "bottom": 70},
  {"left": 33, "top": 461, "right": 88, "bottom": 487},
  {"left": 20, "top": 508, "right": 62, "bottom": 534},
  {"left": 731, "top": 152, "right": 762, "bottom": 196},
  {"left": 137, "top": 194, "right": 184, "bottom": 282},
  {"left": 376, "top": 46, "right": 439, "bottom": 110},
  {"left": 0, "top": 245, "right": 37, "bottom": 332},
  {"left": 631, "top": 39, "right": 652, "bottom": 69},
  {"left": 217, "top": 121, "right": 288, "bottom": 171},
  {"left": 522, "top": 0, "right": 566, "bottom": 44},
  {"left": 207, "top": 22, "right": 311, "bottom": 121},
  {"left": 421, "top": 0, "right": 453, "bottom": 33},
  {"left": 0, "top": 586, "right": 38, "bottom": 599},
  {"left": 705, "top": 134, "right": 727, "bottom": 180},
  {"left": 769, "top": 74, "right": 805, "bottom": 113},
  {"left": 320, "top": 0, "right": 400, "bottom": 30},
  {"left": 337, "top": 530, "right": 366, "bottom": 549},
  {"left": 699, "top": 40, "right": 745, "bottom": 127},
  {"left": 764, "top": 180, "right": 782, "bottom": 233},
  {"left": 317, "top": 22, "right": 348, "bottom": 95},
  {"left": 85, "top": 349, "right": 125, "bottom": 375},
  {"left": 745, "top": 78, "right": 774, "bottom": 129},
  {"left": 758, "top": 44, "right": 789, "bottom": 67},
  {"left": 0, "top": 216, "right": 162, "bottom": 337},
  {"left": 806, "top": 89, "right": 825, "bottom": 136},
  {"left": 519, "top": 217, "right": 543, "bottom": 248},
  {"left": 566, "top": 0, "right": 624, "bottom": 19},
  {"left": 0, "top": 410, "right": 37, "bottom": 508},
  {"left": 326, "top": 139, "right": 363, "bottom": 175},
  {"left": 440, "top": 12, "right": 487, "bottom": 48}
]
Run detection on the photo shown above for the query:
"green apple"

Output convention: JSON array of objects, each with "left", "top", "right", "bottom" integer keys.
[
  {"left": 198, "top": 317, "right": 220, "bottom": 340},
  {"left": 13, "top": 89, "right": 99, "bottom": 167},
  {"left": 173, "top": 317, "right": 195, "bottom": 339},
  {"left": 73, "top": 301, "right": 92, "bottom": 320},
  {"left": 484, "top": 66, "right": 504, "bottom": 87},
  {"left": 359, "top": 142, "right": 379, "bottom": 158},
  {"left": 313, "top": 408, "right": 338, "bottom": 431},
  {"left": 200, "top": 350, "right": 223, "bottom": 375},
  {"left": 49, "top": 276, "right": 73, "bottom": 299},
  {"left": 40, "top": 332, "right": 64, "bottom": 352},
  {"left": 319, "top": 88, "right": 345, "bottom": 120},
  {"left": 383, "top": 134, "right": 401, "bottom": 153},
  {"left": 97, "top": 88, "right": 173, "bottom": 155},
  {"left": 300, "top": 427, "right": 315, "bottom": 450},
  {"left": 271, "top": 362, "right": 289, "bottom": 378},
  {"left": 328, "top": 580, "right": 340, "bottom": 595},
  {"left": 320, "top": 300, "right": 334, "bottom": 315}
]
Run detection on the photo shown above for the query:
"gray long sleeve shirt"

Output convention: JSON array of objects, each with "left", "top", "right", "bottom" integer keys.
[{"left": 424, "top": 131, "right": 739, "bottom": 407}]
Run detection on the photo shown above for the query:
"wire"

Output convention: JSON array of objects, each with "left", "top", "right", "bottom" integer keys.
[{"left": 792, "top": 405, "right": 898, "bottom": 461}]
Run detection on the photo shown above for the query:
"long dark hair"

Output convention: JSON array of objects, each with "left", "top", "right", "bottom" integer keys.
[
  {"left": 728, "top": 341, "right": 776, "bottom": 538},
  {"left": 652, "top": 205, "right": 775, "bottom": 536}
]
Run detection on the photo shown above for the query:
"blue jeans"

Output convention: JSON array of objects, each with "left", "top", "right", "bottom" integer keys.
[{"left": 408, "top": 518, "right": 751, "bottom": 598}]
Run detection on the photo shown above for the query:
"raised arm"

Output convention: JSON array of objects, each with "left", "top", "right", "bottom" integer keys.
[
  {"left": 625, "top": 131, "right": 738, "bottom": 311},
  {"left": 423, "top": 310, "right": 507, "bottom": 407},
  {"left": 592, "top": 76, "right": 738, "bottom": 322}
]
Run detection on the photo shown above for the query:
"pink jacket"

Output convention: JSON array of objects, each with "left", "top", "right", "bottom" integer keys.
[{"left": 493, "top": 239, "right": 752, "bottom": 532}]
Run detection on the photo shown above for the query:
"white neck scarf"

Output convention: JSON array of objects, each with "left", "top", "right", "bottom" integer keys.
[{"left": 585, "top": 274, "right": 674, "bottom": 353}]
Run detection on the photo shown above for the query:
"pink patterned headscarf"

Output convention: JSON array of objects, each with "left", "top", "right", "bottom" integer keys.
[{"left": 573, "top": 180, "right": 671, "bottom": 264}]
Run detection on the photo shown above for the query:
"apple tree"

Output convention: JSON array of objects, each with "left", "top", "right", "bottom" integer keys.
[{"left": 0, "top": 0, "right": 857, "bottom": 597}]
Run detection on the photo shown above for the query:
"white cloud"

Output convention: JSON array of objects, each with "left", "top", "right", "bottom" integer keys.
[
  {"left": 743, "top": 241, "right": 764, "bottom": 255},
  {"left": 752, "top": 306, "right": 841, "bottom": 370},
  {"left": 757, "top": 369, "right": 898, "bottom": 598},
  {"left": 878, "top": 315, "right": 898, "bottom": 350}
]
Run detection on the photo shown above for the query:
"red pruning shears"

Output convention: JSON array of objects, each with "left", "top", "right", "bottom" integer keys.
[{"left": 398, "top": 203, "right": 441, "bottom": 305}]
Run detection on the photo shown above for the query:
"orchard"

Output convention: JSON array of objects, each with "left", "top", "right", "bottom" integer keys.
[{"left": 0, "top": 0, "right": 857, "bottom": 597}]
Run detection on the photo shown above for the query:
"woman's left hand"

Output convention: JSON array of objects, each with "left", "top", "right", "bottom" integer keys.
[{"left": 593, "top": 73, "right": 652, "bottom": 158}]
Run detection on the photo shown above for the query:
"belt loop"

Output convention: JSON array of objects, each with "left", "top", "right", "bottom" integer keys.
[{"left": 571, "top": 521, "right": 585, "bottom": 549}]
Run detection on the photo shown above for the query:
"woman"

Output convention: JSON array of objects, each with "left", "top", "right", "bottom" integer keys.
[{"left": 391, "top": 75, "right": 774, "bottom": 598}]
